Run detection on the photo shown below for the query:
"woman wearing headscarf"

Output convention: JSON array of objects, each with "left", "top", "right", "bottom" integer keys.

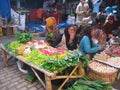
[
  {"left": 45, "top": 17, "right": 60, "bottom": 46},
  {"left": 102, "top": 14, "right": 120, "bottom": 35},
  {"left": 79, "top": 25, "right": 105, "bottom": 59}
]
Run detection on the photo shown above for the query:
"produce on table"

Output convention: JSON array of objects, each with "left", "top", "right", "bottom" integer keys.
[
  {"left": 42, "top": 50, "right": 87, "bottom": 72},
  {"left": 88, "top": 61, "right": 117, "bottom": 73},
  {"left": 17, "top": 46, "right": 26, "bottom": 55},
  {"left": 111, "top": 48, "right": 120, "bottom": 56},
  {"left": 94, "top": 52, "right": 110, "bottom": 61},
  {"left": 105, "top": 45, "right": 120, "bottom": 56},
  {"left": 25, "top": 49, "right": 57, "bottom": 66},
  {"left": 67, "top": 76, "right": 111, "bottom": 90},
  {"left": 108, "top": 57, "right": 120, "bottom": 68},
  {"left": 5, "top": 40, "right": 89, "bottom": 72},
  {"left": 6, "top": 41, "right": 24, "bottom": 55},
  {"left": 15, "top": 32, "right": 34, "bottom": 43},
  {"left": 23, "top": 47, "right": 32, "bottom": 56}
]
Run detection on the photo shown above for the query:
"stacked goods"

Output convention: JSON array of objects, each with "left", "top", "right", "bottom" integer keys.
[
  {"left": 108, "top": 57, "right": 120, "bottom": 68},
  {"left": 88, "top": 60, "right": 118, "bottom": 83},
  {"left": 94, "top": 52, "right": 110, "bottom": 61}
]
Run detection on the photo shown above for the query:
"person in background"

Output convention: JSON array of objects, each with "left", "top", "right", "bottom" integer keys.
[
  {"left": 45, "top": 17, "right": 60, "bottom": 46},
  {"left": 55, "top": 25, "right": 78, "bottom": 51},
  {"left": 75, "top": 0, "right": 91, "bottom": 27},
  {"left": 79, "top": 25, "right": 105, "bottom": 59},
  {"left": 102, "top": 14, "right": 120, "bottom": 35},
  {"left": 92, "top": 29, "right": 107, "bottom": 44},
  {"left": 91, "top": 0, "right": 103, "bottom": 13},
  {"left": 108, "top": 30, "right": 120, "bottom": 45},
  {"left": 36, "top": 8, "right": 42, "bottom": 22}
]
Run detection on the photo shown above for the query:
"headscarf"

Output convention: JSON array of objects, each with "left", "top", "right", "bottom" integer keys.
[{"left": 45, "top": 17, "right": 56, "bottom": 27}]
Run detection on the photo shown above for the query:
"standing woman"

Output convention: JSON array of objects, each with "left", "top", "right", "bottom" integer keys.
[
  {"left": 79, "top": 25, "right": 105, "bottom": 59},
  {"left": 75, "top": 0, "right": 91, "bottom": 27}
]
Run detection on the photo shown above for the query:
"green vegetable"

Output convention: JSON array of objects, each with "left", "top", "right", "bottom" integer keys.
[
  {"left": 67, "top": 76, "right": 111, "bottom": 90},
  {"left": 5, "top": 41, "right": 24, "bottom": 55},
  {"left": 15, "top": 32, "right": 34, "bottom": 43},
  {"left": 46, "top": 33, "right": 54, "bottom": 41}
]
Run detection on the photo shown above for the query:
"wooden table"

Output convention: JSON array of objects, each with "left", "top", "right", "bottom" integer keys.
[{"left": 1, "top": 44, "right": 84, "bottom": 90}]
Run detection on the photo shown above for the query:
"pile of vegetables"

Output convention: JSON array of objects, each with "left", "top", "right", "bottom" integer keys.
[
  {"left": 25, "top": 49, "right": 82, "bottom": 72},
  {"left": 15, "top": 32, "right": 34, "bottom": 43},
  {"left": 5, "top": 41, "right": 24, "bottom": 55},
  {"left": 4, "top": 39, "right": 90, "bottom": 72},
  {"left": 42, "top": 50, "right": 88, "bottom": 72},
  {"left": 67, "top": 76, "right": 111, "bottom": 90},
  {"left": 25, "top": 49, "right": 57, "bottom": 66}
]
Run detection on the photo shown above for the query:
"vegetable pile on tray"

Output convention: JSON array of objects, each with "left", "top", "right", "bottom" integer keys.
[{"left": 67, "top": 76, "right": 111, "bottom": 90}]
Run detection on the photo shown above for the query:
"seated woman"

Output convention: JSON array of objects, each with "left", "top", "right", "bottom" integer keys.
[
  {"left": 79, "top": 25, "right": 105, "bottom": 59},
  {"left": 55, "top": 25, "right": 79, "bottom": 51},
  {"left": 92, "top": 29, "right": 107, "bottom": 44},
  {"left": 102, "top": 14, "right": 120, "bottom": 35}
]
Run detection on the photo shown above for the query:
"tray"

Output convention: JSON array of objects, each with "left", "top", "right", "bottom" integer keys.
[{"left": 93, "top": 59, "right": 120, "bottom": 69}]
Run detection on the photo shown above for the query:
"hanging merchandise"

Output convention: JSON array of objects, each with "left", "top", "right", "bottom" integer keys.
[{"left": 11, "top": 9, "right": 26, "bottom": 31}]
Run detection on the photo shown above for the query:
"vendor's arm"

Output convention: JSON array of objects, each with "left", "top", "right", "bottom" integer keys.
[{"left": 81, "top": 36, "right": 100, "bottom": 53}]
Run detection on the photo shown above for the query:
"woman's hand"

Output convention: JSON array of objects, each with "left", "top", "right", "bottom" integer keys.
[{"left": 99, "top": 45, "right": 105, "bottom": 51}]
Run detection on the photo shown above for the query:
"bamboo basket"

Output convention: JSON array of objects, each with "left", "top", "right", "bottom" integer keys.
[{"left": 87, "top": 60, "right": 118, "bottom": 83}]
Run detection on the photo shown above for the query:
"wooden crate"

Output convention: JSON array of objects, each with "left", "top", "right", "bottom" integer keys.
[{"left": 2, "top": 27, "right": 13, "bottom": 36}]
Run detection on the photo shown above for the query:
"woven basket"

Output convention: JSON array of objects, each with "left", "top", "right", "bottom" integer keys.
[{"left": 87, "top": 60, "right": 118, "bottom": 83}]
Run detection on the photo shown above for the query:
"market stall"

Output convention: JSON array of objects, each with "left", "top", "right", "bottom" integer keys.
[
  {"left": 87, "top": 43, "right": 120, "bottom": 84},
  {"left": 0, "top": 33, "right": 85, "bottom": 90}
]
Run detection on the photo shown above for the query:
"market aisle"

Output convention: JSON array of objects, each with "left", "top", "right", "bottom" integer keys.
[{"left": 0, "top": 35, "right": 45, "bottom": 90}]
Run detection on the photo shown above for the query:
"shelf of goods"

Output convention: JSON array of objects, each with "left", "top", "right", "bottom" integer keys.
[{"left": 0, "top": 41, "right": 84, "bottom": 90}]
